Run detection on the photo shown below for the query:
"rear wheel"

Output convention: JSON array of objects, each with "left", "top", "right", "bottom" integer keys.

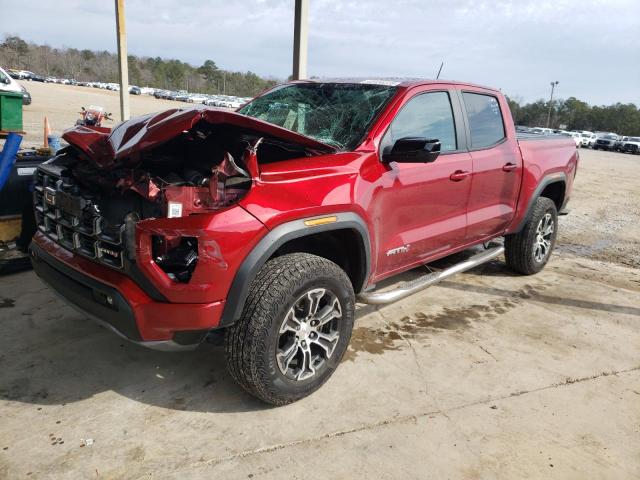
[
  {"left": 505, "top": 197, "right": 558, "bottom": 275},
  {"left": 224, "top": 253, "right": 355, "bottom": 405}
]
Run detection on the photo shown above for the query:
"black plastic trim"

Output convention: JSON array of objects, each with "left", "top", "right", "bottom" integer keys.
[
  {"left": 30, "top": 242, "right": 142, "bottom": 341},
  {"left": 124, "top": 261, "right": 168, "bottom": 302},
  {"left": 512, "top": 173, "right": 567, "bottom": 232},
  {"left": 218, "top": 212, "right": 371, "bottom": 327},
  {"left": 172, "top": 330, "right": 209, "bottom": 346}
]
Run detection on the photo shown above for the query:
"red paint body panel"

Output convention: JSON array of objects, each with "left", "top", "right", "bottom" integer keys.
[
  {"left": 36, "top": 80, "right": 577, "bottom": 344},
  {"left": 506, "top": 137, "right": 578, "bottom": 233},
  {"left": 135, "top": 205, "right": 267, "bottom": 304},
  {"left": 62, "top": 107, "right": 336, "bottom": 169},
  {"left": 32, "top": 232, "right": 225, "bottom": 341}
]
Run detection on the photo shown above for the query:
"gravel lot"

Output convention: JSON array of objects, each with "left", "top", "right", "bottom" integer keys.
[
  {"left": 19, "top": 81, "right": 188, "bottom": 146},
  {"left": 1, "top": 85, "right": 639, "bottom": 479}
]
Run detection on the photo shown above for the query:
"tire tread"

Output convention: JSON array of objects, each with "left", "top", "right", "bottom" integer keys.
[{"left": 224, "top": 253, "right": 354, "bottom": 405}]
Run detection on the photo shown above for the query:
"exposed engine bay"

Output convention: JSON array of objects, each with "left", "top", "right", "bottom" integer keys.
[
  {"left": 67, "top": 122, "right": 325, "bottom": 217},
  {"left": 34, "top": 108, "right": 335, "bottom": 282}
]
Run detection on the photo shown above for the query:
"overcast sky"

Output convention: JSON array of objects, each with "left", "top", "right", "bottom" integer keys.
[{"left": 3, "top": 0, "right": 639, "bottom": 105}]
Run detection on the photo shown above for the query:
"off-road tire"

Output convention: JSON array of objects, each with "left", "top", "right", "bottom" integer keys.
[
  {"left": 224, "top": 253, "right": 355, "bottom": 406},
  {"left": 505, "top": 196, "right": 558, "bottom": 275}
]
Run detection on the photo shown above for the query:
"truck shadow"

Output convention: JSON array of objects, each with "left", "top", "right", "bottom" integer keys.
[
  {"left": 0, "top": 281, "right": 269, "bottom": 413},
  {"left": 3, "top": 255, "right": 636, "bottom": 414},
  {"left": 0, "top": 247, "right": 510, "bottom": 413}
]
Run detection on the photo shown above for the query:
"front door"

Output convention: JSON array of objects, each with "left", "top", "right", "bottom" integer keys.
[{"left": 373, "top": 89, "right": 472, "bottom": 279}]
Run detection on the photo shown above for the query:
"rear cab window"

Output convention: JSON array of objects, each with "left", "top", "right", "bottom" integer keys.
[{"left": 462, "top": 92, "right": 506, "bottom": 149}]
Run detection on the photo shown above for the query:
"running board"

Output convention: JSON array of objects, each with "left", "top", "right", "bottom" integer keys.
[{"left": 357, "top": 246, "right": 505, "bottom": 305}]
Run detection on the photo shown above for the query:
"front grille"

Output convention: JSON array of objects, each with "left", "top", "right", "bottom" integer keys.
[
  {"left": 596, "top": 139, "right": 609, "bottom": 145},
  {"left": 623, "top": 143, "right": 638, "bottom": 152},
  {"left": 34, "top": 169, "right": 126, "bottom": 270}
]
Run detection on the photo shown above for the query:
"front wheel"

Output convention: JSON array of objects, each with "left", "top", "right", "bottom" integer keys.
[
  {"left": 224, "top": 253, "right": 355, "bottom": 405},
  {"left": 504, "top": 197, "right": 558, "bottom": 275}
]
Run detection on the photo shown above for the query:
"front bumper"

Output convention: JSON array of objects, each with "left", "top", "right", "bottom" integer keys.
[{"left": 30, "top": 234, "right": 225, "bottom": 350}]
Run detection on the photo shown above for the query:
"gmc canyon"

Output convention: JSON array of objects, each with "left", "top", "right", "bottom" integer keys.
[{"left": 29, "top": 79, "right": 578, "bottom": 405}]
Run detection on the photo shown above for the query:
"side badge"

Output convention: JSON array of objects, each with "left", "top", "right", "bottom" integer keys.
[{"left": 386, "top": 244, "right": 410, "bottom": 256}]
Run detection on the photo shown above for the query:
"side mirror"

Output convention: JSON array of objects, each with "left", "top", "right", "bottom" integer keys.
[
  {"left": 1, "top": 77, "right": 9, "bottom": 84},
  {"left": 382, "top": 137, "right": 441, "bottom": 164}
]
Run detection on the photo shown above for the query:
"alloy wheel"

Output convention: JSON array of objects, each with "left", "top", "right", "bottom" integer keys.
[
  {"left": 533, "top": 212, "right": 554, "bottom": 263},
  {"left": 276, "top": 288, "right": 342, "bottom": 381}
]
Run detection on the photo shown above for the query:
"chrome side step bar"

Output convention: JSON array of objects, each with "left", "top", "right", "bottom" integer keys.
[{"left": 357, "top": 246, "right": 505, "bottom": 305}]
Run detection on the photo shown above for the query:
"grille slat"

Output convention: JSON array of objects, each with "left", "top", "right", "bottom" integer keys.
[{"left": 34, "top": 170, "right": 125, "bottom": 270}]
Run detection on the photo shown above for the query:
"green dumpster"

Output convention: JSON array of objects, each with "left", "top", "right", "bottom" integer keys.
[{"left": 0, "top": 91, "right": 23, "bottom": 132}]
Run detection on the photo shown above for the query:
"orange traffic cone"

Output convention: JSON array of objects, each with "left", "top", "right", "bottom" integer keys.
[{"left": 44, "top": 116, "right": 52, "bottom": 148}]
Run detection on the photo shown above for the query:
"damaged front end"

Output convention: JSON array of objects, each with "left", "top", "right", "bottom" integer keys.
[{"left": 33, "top": 107, "right": 335, "bottom": 288}]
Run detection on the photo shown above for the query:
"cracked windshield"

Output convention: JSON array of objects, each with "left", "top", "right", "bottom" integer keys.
[{"left": 238, "top": 82, "right": 398, "bottom": 149}]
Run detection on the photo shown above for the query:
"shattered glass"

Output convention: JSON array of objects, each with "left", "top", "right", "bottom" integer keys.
[{"left": 238, "top": 83, "right": 398, "bottom": 150}]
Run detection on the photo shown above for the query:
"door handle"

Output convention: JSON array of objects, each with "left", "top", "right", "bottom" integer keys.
[
  {"left": 502, "top": 162, "right": 518, "bottom": 172},
  {"left": 449, "top": 170, "right": 471, "bottom": 182}
]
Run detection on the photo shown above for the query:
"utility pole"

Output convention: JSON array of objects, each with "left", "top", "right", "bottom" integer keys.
[
  {"left": 546, "top": 81, "right": 559, "bottom": 128},
  {"left": 292, "top": 0, "right": 309, "bottom": 80},
  {"left": 115, "top": 0, "right": 130, "bottom": 121}
]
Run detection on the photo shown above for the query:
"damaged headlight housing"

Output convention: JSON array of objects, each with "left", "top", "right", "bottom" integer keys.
[{"left": 152, "top": 235, "right": 198, "bottom": 283}]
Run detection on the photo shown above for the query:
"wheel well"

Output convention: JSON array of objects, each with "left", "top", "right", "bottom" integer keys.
[
  {"left": 272, "top": 228, "right": 367, "bottom": 292},
  {"left": 539, "top": 181, "right": 565, "bottom": 211}
]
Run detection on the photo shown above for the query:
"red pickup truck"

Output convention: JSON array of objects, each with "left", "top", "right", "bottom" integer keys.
[{"left": 30, "top": 79, "right": 578, "bottom": 404}]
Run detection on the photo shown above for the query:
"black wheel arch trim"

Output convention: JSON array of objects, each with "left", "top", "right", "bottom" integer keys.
[
  {"left": 512, "top": 172, "right": 567, "bottom": 232},
  {"left": 218, "top": 212, "right": 371, "bottom": 327}
]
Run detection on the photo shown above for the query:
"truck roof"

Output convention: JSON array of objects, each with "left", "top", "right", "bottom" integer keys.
[{"left": 298, "top": 77, "right": 500, "bottom": 93}]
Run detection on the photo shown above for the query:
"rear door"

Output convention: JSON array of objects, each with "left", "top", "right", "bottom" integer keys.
[
  {"left": 458, "top": 89, "right": 522, "bottom": 242},
  {"left": 374, "top": 88, "right": 472, "bottom": 278}
]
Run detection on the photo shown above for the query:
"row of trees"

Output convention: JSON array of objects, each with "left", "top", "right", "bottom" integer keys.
[
  {"left": 2, "top": 35, "right": 638, "bottom": 133},
  {"left": 507, "top": 96, "right": 640, "bottom": 135},
  {"left": 0, "top": 35, "right": 278, "bottom": 97}
]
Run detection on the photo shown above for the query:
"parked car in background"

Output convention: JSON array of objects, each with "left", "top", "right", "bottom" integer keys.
[
  {"left": 0, "top": 66, "right": 32, "bottom": 105},
  {"left": 619, "top": 136, "right": 640, "bottom": 154},
  {"left": 562, "top": 132, "right": 581, "bottom": 147},
  {"left": 188, "top": 94, "right": 208, "bottom": 103},
  {"left": 614, "top": 136, "right": 628, "bottom": 151},
  {"left": 530, "top": 127, "right": 554, "bottom": 135},
  {"left": 579, "top": 131, "right": 596, "bottom": 147},
  {"left": 129, "top": 86, "right": 141, "bottom": 95},
  {"left": 593, "top": 133, "right": 619, "bottom": 151},
  {"left": 7, "top": 68, "right": 23, "bottom": 79},
  {"left": 19, "top": 84, "right": 31, "bottom": 105}
]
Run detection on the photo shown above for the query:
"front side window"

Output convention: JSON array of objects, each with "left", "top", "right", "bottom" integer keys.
[
  {"left": 380, "top": 91, "right": 457, "bottom": 154},
  {"left": 463, "top": 92, "right": 506, "bottom": 149}
]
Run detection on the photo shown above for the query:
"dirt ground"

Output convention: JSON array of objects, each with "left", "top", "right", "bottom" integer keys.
[
  {"left": 1, "top": 87, "right": 640, "bottom": 478},
  {"left": 19, "top": 81, "right": 187, "bottom": 146}
]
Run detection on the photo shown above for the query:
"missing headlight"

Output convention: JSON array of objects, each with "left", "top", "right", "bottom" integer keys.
[{"left": 152, "top": 236, "right": 198, "bottom": 283}]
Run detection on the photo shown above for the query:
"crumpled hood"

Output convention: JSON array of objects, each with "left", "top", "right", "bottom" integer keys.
[{"left": 62, "top": 106, "right": 337, "bottom": 169}]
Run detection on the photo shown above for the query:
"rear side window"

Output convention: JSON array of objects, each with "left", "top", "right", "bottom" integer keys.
[
  {"left": 463, "top": 92, "right": 505, "bottom": 149},
  {"left": 381, "top": 91, "right": 457, "bottom": 153}
]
